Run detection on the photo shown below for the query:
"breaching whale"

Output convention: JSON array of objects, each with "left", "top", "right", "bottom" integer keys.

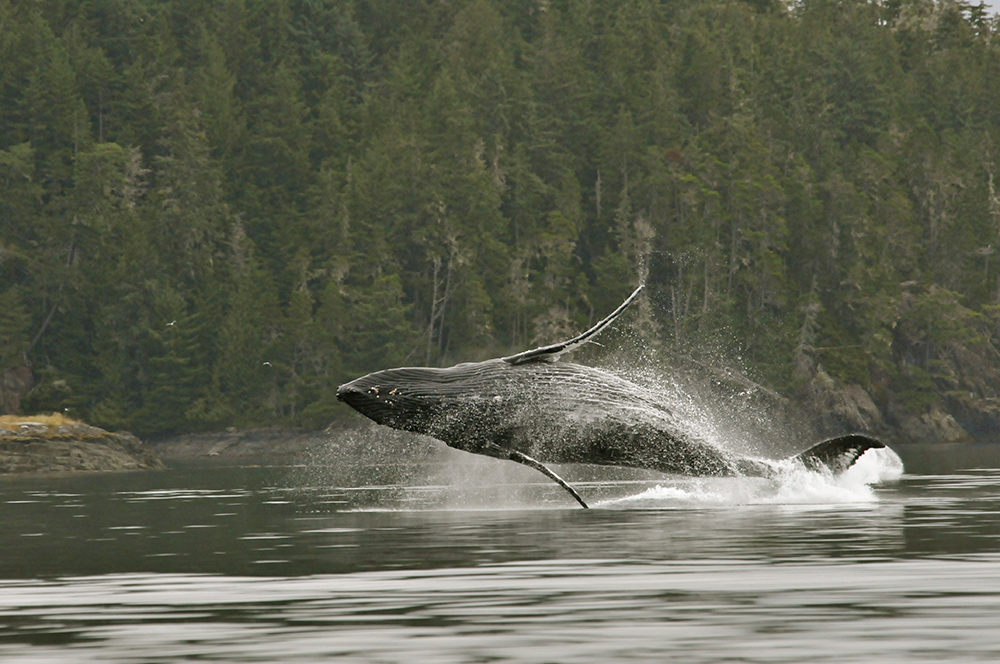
[{"left": 337, "top": 285, "right": 886, "bottom": 508}]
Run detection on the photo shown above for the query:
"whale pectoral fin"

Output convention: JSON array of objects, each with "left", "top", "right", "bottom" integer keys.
[
  {"left": 508, "top": 450, "right": 589, "bottom": 509},
  {"left": 502, "top": 285, "right": 643, "bottom": 365},
  {"left": 793, "top": 434, "right": 886, "bottom": 474}
]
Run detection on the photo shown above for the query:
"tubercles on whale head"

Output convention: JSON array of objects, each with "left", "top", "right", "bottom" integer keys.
[
  {"left": 337, "top": 366, "right": 463, "bottom": 429},
  {"left": 336, "top": 372, "right": 397, "bottom": 425}
]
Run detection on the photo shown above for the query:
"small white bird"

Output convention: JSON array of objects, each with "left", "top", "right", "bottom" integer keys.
[
  {"left": 262, "top": 361, "right": 272, "bottom": 367},
  {"left": 167, "top": 320, "right": 176, "bottom": 327}
]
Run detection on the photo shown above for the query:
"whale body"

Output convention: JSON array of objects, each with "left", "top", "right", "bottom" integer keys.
[{"left": 337, "top": 286, "right": 886, "bottom": 507}]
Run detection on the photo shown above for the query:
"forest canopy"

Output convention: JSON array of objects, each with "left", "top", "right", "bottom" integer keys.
[{"left": 1, "top": 0, "right": 1000, "bottom": 439}]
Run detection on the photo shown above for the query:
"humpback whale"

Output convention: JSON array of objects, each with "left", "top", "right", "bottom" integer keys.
[{"left": 337, "top": 285, "right": 886, "bottom": 508}]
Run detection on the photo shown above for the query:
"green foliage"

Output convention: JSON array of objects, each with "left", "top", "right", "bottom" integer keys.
[
  {"left": 0, "top": 286, "right": 30, "bottom": 369},
  {"left": 3, "top": 0, "right": 1000, "bottom": 429},
  {"left": 340, "top": 274, "right": 414, "bottom": 375}
]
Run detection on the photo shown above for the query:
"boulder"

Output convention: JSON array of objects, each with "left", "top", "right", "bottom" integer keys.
[
  {"left": 0, "top": 421, "right": 163, "bottom": 473},
  {"left": 893, "top": 403, "right": 973, "bottom": 445}
]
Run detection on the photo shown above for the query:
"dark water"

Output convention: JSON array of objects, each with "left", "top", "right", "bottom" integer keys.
[{"left": 2, "top": 440, "right": 1000, "bottom": 662}]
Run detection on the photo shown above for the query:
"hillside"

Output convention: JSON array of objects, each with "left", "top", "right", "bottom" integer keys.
[{"left": 1, "top": 0, "right": 1000, "bottom": 442}]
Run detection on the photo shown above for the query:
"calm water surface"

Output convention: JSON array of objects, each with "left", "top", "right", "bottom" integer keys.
[{"left": 1, "top": 439, "right": 1000, "bottom": 662}]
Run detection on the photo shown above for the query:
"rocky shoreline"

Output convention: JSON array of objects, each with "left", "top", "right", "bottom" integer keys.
[
  {"left": 0, "top": 421, "right": 164, "bottom": 474},
  {"left": 794, "top": 371, "right": 980, "bottom": 446},
  {"left": 145, "top": 423, "right": 439, "bottom": 465},
  {"left": 0, "top": 419, "right": 435, "bottom": 473},
  {"left": 146, "top": 427, "right": 338, "bottom": 461}
]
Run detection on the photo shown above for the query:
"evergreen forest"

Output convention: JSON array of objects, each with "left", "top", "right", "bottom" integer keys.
[{"left": 2, "top": 0, "right": 1000, "bottom": 441}]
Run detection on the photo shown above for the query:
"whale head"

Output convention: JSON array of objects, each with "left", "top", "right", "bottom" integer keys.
[
  {"left": 337, "top": 360, "right": 517, "bottom": 434},
  {"left": 338, "top": 368, "right": 437, "bottom": 429}
]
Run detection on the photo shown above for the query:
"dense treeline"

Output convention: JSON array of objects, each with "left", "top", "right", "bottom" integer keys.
[{"left": 1, "top": 0, "right": 1000, "bottom": 438}]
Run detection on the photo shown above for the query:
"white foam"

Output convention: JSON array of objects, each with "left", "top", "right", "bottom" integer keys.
[
  {"left": 597, "top": 483, "right": 729, "bottom": 508},
  {"left": 596, "top": 446, "right": 904, "bottom": 509}
]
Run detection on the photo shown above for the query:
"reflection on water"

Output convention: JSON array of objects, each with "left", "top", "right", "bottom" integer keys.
[
  {"left": 0, "top": 442, "right": 999, "bottom": 662},
  {"left": 4, "top": 558, "right": 1000, "bottom": 663}
]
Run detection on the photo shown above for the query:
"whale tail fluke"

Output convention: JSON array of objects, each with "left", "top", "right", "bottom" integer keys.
[{"left": 793, "top": 434, "right": 885, "bottom": 474}]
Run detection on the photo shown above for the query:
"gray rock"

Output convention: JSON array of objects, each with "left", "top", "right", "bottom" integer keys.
[{"left": 0, "top": 424, "right": 164, "bottom": 474}]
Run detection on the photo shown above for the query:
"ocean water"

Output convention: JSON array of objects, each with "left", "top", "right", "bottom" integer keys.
[{"left": 1, "top": 440, "right": 999, "bottom": 663}]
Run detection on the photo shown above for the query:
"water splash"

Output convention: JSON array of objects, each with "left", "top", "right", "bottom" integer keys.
[
  {"left": 597, "top": 445, "right": 904, "bottom": 509},
  {"left": 311, "top": 339, "right": 903, "bottom": 512}
]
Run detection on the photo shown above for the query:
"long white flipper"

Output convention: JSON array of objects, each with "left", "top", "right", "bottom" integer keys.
[
  {"left": 502, "top": 285, "right": 643, "bottom": 365},
  {"left": 508, "top": 450, "right": 589, "bottom": 509}
]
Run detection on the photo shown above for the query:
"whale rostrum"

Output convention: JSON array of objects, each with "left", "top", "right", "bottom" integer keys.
[{"left": 337, "top": 285, "right": 886, "bottom": 508}]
